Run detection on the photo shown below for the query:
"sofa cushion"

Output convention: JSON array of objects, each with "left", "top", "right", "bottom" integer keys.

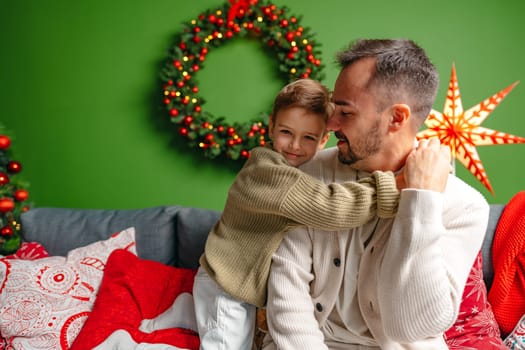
[
  {"left": 444, "top": 251, "right": 504, "bottom": 348},
  {"left": 70, "top": 249, "right": 199, "bottom": 350},
  {"left": 0, "top": 228, "right": 136, "bottom": 349},
  {"left": 175, "top": 207, "right": 221, "bottom": 269},
  {"left": 489, "top": 192, "right": 525, "bottom": 337},
  {"left": 21, "top": 206, "right": 181, "bottom": 265}
]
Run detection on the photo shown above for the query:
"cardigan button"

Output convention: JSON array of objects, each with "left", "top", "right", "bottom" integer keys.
[
  {"left": 333, "top": 258, "right": 341, "bottom": 267},
  {"left": 316, "top": 303, "right": 323, "bottom": 312}
]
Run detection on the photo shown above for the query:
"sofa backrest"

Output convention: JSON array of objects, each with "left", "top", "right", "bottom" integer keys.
[
  {"left": 20, "top": 206, "right": 184, "bottom": 265},
  {"left": 20, "top": 204, "right": 503, "bottom": 289},
  {"left": 481, "top": 204, "right": 504, "bottom": 290},
  {"left": 173, "top": 207, "right": 221, "bottom": 268}
]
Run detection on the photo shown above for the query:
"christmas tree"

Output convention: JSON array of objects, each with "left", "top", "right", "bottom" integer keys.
[{"left": 0, "top": 125, "right": 31, "bottom": 255}]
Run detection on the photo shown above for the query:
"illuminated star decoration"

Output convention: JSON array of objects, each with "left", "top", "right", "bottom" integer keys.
[{"left": 416, "top": 64, "right": 523, "bottom": 195}]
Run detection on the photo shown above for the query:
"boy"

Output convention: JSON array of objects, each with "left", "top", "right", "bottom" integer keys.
[{"left": 193, "top": 78, "right": 400, "bottom": 350}]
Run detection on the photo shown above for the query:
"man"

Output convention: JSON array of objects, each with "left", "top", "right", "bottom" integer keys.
[{"left": 262, "top": 39, "right": 490, "bottom": 349}]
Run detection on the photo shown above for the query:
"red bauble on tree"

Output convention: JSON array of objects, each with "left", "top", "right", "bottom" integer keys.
[
  {"left": 0, "top": 126, "right": 31, "bottom": 255},
  {"left": 0, "top": 226, "right": 13, "bottom": 237}
]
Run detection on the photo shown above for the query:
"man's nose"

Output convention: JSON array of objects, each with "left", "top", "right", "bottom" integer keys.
[{"left": 326, "top": 114, "right": 340, "bottom": 131}]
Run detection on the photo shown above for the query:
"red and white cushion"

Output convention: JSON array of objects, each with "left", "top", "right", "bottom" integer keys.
[
  {"left": 444, "top": 251, "right": 505, "bottom": 349},
  {"left": 0, "top": 228, "right": 136, "bottom": 349},
  {"left": 70, "top": 249, "right": 199, "bottom": 350}
]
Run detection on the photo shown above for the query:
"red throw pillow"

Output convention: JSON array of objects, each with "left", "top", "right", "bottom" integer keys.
[
  {"left": 70, "top": 249, "right": 199, "bottom": 350},
  {"left": 4, "top": 241, "right": 49, "bottom": 260},
  {"left": 488, "top": 191, "right": 525, "bottom": 337},
  {"left": 444, "top": 251, "right": 505, "bottom": 349}
]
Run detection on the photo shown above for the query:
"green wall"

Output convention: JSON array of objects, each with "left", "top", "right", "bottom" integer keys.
[{"left": 1, "top": 0, "right": 524, "bottom": 211}]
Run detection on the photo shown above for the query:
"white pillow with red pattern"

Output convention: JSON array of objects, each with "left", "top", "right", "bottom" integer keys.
[{"left": 0, "top": 227, "right": 136, "bottom": 349}]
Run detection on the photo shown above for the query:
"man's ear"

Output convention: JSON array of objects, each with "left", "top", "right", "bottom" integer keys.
[{"left": 389, "top": 104, "right": 411, "bottom": 130}]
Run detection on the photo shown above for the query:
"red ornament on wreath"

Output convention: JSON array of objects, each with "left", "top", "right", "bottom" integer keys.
[
  {"left": 7, "top": 160, "right": 22, "bottom": 174},
  {"left": 0, "top": 172, "right": 9, "bottom": 186},
  {"left": 14, "top": 189, "right": 29, "bottom": 202},
  {"left": 160, "top": 0, "right": 324, "bottom": 162},
  {"left": 0, "top": 135, "right": 10, "bottom": 150},
  {"left": 0, "top": 197, "right": 15, "bottom": 213}
]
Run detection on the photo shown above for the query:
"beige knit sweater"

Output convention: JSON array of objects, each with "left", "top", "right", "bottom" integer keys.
[{"left": 199, "top": 147, "right": 399, "bottom": 307}]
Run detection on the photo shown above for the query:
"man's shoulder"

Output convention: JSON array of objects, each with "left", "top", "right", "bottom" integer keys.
[{"left": 445, "top": 173, "right": 489, "bottom": 210}]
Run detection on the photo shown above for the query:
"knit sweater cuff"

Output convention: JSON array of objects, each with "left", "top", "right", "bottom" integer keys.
[{"left": 371, "top": 171, "right": 400, "bottom": 218}]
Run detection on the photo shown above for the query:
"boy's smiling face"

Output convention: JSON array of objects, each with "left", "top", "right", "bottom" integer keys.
[{"left": 269, "top": 106, "right": 329, "bottom": 167}]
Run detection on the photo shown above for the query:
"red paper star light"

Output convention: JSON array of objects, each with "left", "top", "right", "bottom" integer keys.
[{"left": 416, "top": 64, "right": 523, "bottom": 195}]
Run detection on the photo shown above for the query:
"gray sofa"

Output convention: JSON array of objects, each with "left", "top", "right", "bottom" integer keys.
[{"left": 20, "top": 203, "right": 504, "bottom": 292}]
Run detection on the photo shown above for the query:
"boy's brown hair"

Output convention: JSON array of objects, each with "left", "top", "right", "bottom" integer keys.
[{"left": 271, "top": 78, "right": 334, "bottom": 125}]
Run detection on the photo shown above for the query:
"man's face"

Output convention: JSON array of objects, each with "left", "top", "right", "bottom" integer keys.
[{"left": 328, "top": 58, "right": 389, "bottom": 170}]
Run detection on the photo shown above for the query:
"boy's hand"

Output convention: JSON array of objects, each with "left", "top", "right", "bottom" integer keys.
[
  {"left": 395, "top": 173, "right": 406, "bottom": 191},
  {"left": 403, "top": 138, "right": 451, "bottom": 193}
]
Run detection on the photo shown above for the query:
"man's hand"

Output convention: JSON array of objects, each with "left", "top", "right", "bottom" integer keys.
[{"left": 403, "top": 138, "right": 451, "bottom": 192}]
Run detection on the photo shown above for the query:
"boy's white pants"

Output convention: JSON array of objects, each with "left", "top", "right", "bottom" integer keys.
[{"left": 193, "top": 266, "right": 256, "bottom": 350}]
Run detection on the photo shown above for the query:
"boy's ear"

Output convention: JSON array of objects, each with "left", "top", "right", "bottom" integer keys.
[
  {"left": 389, "top": 104, "right": 410, "bottom": 130},
  {"left": 268, "top": 117, "right": 274, "bottom": 135},
  {"left": 318, "top": 132, "right": 331, "bottom": 150}
]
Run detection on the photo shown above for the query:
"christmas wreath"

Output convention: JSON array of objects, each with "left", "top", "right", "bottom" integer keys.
[
  {"left": 0, "top": 128, "right": 30, "bottom": 255},
  {"left": 160, "top": 0, "right": 324, "bottom": 161}
]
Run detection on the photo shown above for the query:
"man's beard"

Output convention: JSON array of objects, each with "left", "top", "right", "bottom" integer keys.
[
  {"left": 336, "top": 121, "right": 382, "bottom": 166},
  {"left": 337, "top": 146, "right": 360, "bottom": 165}
]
